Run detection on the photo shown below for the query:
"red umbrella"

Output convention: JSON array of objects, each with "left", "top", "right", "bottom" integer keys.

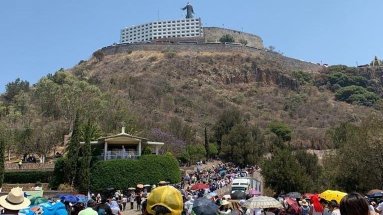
[
  {"left": 284, "top": 197, "right": 300, "bottom": 214},
  {"left": 191, "top": 183, "right": 209, "bottom": 190},
  {"left": 303, "top": 193, "right": 316, "bottom": 199}
]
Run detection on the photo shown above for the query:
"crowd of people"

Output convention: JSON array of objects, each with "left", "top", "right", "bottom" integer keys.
[{"left": 0, "top": 160, "right": 381, "bottom": 215}]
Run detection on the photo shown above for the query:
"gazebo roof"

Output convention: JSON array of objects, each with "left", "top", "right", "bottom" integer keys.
[{"left": 98, "top": 127, "right": 147, "bottom": 145}]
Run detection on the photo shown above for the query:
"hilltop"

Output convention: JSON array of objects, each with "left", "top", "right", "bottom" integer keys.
[
  {"left": 68, "top": 43, "right": 376, "bottom": 149},
  {"left": 2, "top": 39, "right": 382, "bottom": 163}
]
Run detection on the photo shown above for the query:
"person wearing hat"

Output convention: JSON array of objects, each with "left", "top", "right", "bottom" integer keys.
[
  {"left": 0, "top": 187, "right": 31, "bottom": 213},
  {"left": 146, "top": 185, "right": 183, "bottom": 215},
  {"left": 218, "top": 200, "right": 231, "bottom": 215}
]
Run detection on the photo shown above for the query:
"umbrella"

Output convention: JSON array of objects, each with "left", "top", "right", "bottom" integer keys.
[
  {"left": 60, "top": 195, "right": 79, "bottom": 203},
  {"left": 284, "top": 197, "right": 299, "bottom": 214},
  {"left": 231, "top": 191, "right": 247, "bottom": 200},
  {"left": 128, "top": 187, "right": 135, "bottom": 190},
  {"left": 286, "top": 192, "right": 302, "bottom": 199},
  {"left": 205, "top": 192, "right": 218, "bottom": 199},
  {"left": 303, "top": 193, "right": 316, "bottom": 199},
  {"left": 191, "top": 183, "right": 209, "bottom": 190},
  {"left": 144, "top": 184, "right": 151, "bottom": 187},
  {"left": 75, "top": 194, "right": 88, "bottom": 203},
  {"left": 223, "top": 195, "right": 231, "bottom": 200},
  {"left": 244, "top": 196, "right": 283, "bottom": 209},
  {"left": 137, "top": 184, "right": 144, "bottom": 189},
  {"left": 319, "top": 190, "right": 347, "bottom": 204},
  {"left": 367, "top": 189, "right": 383, "bottom": 196},
  {"left": 192, "top": 197, "right": 218, "bottom": 215}
]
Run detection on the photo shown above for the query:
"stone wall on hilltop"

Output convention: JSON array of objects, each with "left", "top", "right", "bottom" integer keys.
[{"left": 203, "top": 27, "right": 264, "bottom": 49}]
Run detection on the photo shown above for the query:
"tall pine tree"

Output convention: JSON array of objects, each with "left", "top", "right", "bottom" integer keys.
[
  {"left": 204, "top": 126, "right": 209, "bottom": 160},
  {"left": 66, "top": 113, "right": 81, "bottom": 187},
  {"left": 77, "top": 121, "right": 97, "bottom": 193}
]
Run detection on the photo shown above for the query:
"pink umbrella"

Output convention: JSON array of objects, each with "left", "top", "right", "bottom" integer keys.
[{"left": 284, "top": 197, "right": 300, "bottom": 214}]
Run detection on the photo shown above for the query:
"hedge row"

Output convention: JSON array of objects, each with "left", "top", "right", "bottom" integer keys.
[
  {"left": 4, "top": 171, "right": 53, "bottom": 183},
  {"left": 90, "top": 155, "right": 181, "bottom": 191}
]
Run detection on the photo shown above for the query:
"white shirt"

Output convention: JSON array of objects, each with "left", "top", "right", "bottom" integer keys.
[
  {"left": 331, "top": 208, "right": 341, "bottom": 215},
  {"left": 376, "top": 202, "right": 383, "bottom": 215}
]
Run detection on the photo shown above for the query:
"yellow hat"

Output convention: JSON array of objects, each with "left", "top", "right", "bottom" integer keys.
[{"left": 146, "top": 185, "right": 183, "bottom": 215}]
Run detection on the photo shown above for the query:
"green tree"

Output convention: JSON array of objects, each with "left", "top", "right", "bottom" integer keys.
[
  {"left": 214, "top": 108, "right": 242, "bottom": 153},
  {"left": 208, "top": 143, "right": 218, "bottom": 158},
  {"left": 262, "top": 149, "right": 311, "bottom": 194},
  {"left": 268, "top": 121, "right": 292, "bottom": 142},
  {"left": 4, "top": 78, "right": 30, "bottom": 102},
  {"left": 204, "top": 126, "right": 209, "bottom": 159},
  {"left": 77, "top": 121, "right": 98, "bottom": 193},
  {"left": 186, "top": 144, "right": 206, "bottom": 163},
  {"left": 221, "top": 123, "right": 264, "bottom": 166},
  {"left": 65, "top": 113, "right": 81, "bottom": 187},
  {"left": 323, "top": 116, "right": 383, "bottom": 192},
  {"left": 294, "top": 150, "right": 322, "bottom": 191},
  {"left": 219, "top": 34, "right": 235, "bottom": 43}
]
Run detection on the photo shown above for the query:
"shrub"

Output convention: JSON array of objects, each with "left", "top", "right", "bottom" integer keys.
[
  {"left": 268, "top": 121, "right": 292, "bottom": 142},
  {"left": 90, "top": 155, "right": 181, "bottom": 191},
  {"left": 291, "top": 71, "right": 312, "bottom": 85},
  {"left": 4, "top": 171, "right": 53, "bottom": 183},
  {"left": 219, "top": 34, "right": 235, "bottom": 43},
  {"left": 335, "top": 85, "right": 379, "bottom": 106}
]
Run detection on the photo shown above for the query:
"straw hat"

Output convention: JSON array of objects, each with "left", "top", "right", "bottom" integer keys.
[
  {"left": 221, "top": 200, "right": 230, "bottom": 206},
  {"left": 0, "top": 187, "right": 31, "bottom": 210},
  {"left": 146, "top": 186, "right": 183, "bottom": 215}
]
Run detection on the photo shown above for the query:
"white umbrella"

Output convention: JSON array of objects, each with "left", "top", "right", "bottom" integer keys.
[{"left": 244, "top": 196, "right": 283, "bottom": 209}]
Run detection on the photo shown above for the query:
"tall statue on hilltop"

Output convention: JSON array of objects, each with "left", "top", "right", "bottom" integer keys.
[{"left": 182, "top": 2, "right": 194, "bottom": 19}]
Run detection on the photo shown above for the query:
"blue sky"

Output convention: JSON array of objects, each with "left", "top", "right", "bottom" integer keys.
[{"left": 1, "top": 0, "right": 382, "bottom": 92}]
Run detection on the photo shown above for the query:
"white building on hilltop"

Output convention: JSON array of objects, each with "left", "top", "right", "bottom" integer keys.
[{"left": 120, "top": 18, "right": 203, "bottom": 44}]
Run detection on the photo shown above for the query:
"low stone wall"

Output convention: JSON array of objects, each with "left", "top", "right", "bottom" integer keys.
[
  {"left": 5, "top": 163, "right": 54, "bottom": 172},
  {"left": 100, "top": 43, "right": 253, "bottom": 56}
]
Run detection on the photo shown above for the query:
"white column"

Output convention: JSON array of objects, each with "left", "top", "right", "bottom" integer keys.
[
  {"left": 155, "top": 145, "right": 159, "bottom": 155},
  {"left": 104, "top": 142, "right": 108, "bottom": 161},
  {"left": 138, "top": 140, "right": 142, "bottom": 156}
]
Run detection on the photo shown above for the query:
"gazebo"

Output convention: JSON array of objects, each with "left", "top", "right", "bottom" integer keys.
[{"left": 82, "top": 127, "right": 164, "bottom": 160}]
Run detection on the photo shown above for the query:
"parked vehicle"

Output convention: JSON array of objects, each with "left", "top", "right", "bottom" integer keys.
[{"left": 231, "top": 177, "right": 261, "bottom": 195}]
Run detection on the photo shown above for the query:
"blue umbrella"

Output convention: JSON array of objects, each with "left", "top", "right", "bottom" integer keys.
[
  {"left": 75, "top": 194, "right": 88, "bottom": 203},
  {"left": 60, "top": 195, "right": 79, "bottom": 203},
  {"left": 192, "top": 197, "right": 218, "bottom": 215}
]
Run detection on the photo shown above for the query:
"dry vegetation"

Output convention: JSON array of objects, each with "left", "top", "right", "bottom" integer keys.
[{"left": 71, "top": 49, "right": 377, "bottom": 149}]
